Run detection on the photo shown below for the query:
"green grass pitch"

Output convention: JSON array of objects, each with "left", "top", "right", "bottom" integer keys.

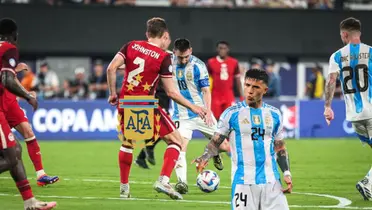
[{"left": 1, "top": 139, "right": 372, "bottom": 210}]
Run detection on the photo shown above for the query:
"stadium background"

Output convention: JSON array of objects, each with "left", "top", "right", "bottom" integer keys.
[{"left": 2, "top": 1, "right": 372, "bottom": 210}]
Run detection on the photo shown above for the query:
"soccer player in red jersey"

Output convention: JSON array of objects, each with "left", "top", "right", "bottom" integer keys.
[
  {"left": 207, "top": 41, "right": 243, "bottom": 120},
  {"left": 0, "top": 18, "right": 57, "bottom": 210},
  {"left": 106, "top": 17, "right": 206, "bottom": 200}
]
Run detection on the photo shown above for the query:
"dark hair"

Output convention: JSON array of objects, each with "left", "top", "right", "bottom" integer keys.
[
  {"left": 245, "top": 69, "right": 269, "bottom": 85},
  {"left": 0, "top": 18, "right": 17, "bottom": 38},
  {"left": 146, "top": 17, "right": 168, "bottom": 38},
  {"left": 216, "top": 40, "right": 229, "bottom": 47},
  {"left": 174, "top": 38, "right": 191, "bottom": 52},
  {"left": 340, "top": 17, "right": 361, "bottom": 32}
]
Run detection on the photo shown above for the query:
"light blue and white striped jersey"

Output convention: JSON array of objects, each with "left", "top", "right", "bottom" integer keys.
[
  {"left": 329, "top": 43, "right": 372, "bottom": 121},
  {"left": 216, "top": 101, "right": 283, "bottom": 185},
  {"left": 171, "top": 55, "right": 210, "bottom": 120}
]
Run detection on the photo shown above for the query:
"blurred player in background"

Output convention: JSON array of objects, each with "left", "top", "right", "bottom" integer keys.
[
  {"left": 135, "top": 80, "right": 170, "bottom": 169},
  {"left": 169, "top": 38, "right": 229, "bottom": 194},
  {"left": 324, "top": 17, "right": 372, "bottom": 201},
  {"left": 106, "top": 17, "right": 206, "bottom": 200},
  {"left": 193, "top": 69, "right": 292, "bottom": 210},
  {"left": 0, "top": 18, "right": 57, "bottom": 210},
  {"left": 207, "top": 41, "right": 243, "bottom": 120}
]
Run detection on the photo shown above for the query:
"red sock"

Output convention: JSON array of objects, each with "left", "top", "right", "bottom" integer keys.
[
  {"left": 16, "top": 179, "right": 34, "bottom": 201},
  {"left": 119, "top": 146, "right": 133, "bottom": 184},
  {"left": 25, "top": 138, "right": 43, "bottom": 172},
  {"left": 160, "top": 144, "right": 181, "bottom": 177}
]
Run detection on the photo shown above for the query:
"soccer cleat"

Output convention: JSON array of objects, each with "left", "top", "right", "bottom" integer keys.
[
  {"left": 153, "top": 181, "right": 183, "bottom": 200},
  {"left": 175, "top": 181, "right": 188, "bottom": 194},
  {"left": 135, "top": 158, "right": 150, "bottom": 169},
  {"left": 212, "top": 155, "right": 224, "bottom": 171},
  {"left": 37, "top": 175, "right": 59, "bottom": 187},
  {"left": 356, "top": 177, "right": 372, "bottom": 201},
  {"left": 145, "top": 148, "right": 156, "bottom": 165},
  {"left": 120, "top": 189, "right": 131, "bottom": 199},
  {"left": 24, "top": 198, "right": 57, "bottom": 210}
]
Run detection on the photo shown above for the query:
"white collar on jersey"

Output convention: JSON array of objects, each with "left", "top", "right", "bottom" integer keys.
[{"left": 216, "top": 55, "right": 226, "bottom": 63}]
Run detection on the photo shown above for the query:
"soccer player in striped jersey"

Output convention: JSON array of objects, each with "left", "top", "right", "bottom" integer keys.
[
  {"left": 170, "top": 38, "right": 230, "bottom": 194},
  {"left": 324, "top": 17, "right": 372, "bottom": 201},
  {"left": 193, "top": 69, "right": 292, "bottom": 210}
]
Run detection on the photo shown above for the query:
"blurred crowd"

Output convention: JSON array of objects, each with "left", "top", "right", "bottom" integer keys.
[
  {"left": 19, "top": 59, "right": 124, "bottom": 100},
  {"left": 0, "top": 0, "right": 370, "bottom": 10}
]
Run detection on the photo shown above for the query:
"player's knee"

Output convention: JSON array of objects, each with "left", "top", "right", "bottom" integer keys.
[
  {"left": 4, "top": 147, "right": 18, "bottom": 169},
  {"left": 15, "top": 141, "right": 22, "bottom": 159}
]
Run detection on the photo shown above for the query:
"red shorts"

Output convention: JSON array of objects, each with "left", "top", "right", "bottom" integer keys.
[
  {"left": 0, "top": 111, "right": 16, "bottom": 150},
  {"left": 118, "top": 106, "right": 176, "bottom": 141},
  {"left": 5, "top": 101, "right": 28, "bottom": 128},
  {"left": 212, "top": 97, "right": 236, "bottom": 120}
]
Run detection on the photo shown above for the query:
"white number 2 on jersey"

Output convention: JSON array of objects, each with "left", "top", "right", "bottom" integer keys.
[
  {"left": 127, "top": 57, "right": 145, "bottom": 86},
  {"left": 220, "top": 63, "right": 229, "bottom": 80}
]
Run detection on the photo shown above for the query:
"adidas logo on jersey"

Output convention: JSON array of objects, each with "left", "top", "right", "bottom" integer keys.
[{"left": 241, "top": 119, "right": 250, "bottom": 124}]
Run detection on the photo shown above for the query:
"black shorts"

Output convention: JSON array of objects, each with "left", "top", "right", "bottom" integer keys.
[{"left": 155, "top": 91, "right": 170, "bottom": 114}]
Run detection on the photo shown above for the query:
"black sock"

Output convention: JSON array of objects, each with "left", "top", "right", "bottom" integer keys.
[{"left": 137, "top": 149, "right": 146, "bottom": 160}]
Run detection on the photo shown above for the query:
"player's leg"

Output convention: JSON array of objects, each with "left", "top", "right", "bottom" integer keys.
[
  {"left": 353, "top": 119, "right": 372, "bottom": 200},
  {"left": 145, "top": 137, "right": 162, "bottom": 165},
  {"left": 7, "top": 103, "right": 58, "bottom": 186},
  {"left": 261, "top": 181, "right": 289, "bottom": 210},
  {"left": 174, "top": 119, "right": 193, "bottom": 194},
  {"left": 153, "top": 108, "right": 183, "bottom": 200},
  {"left": 10, "top": 141, "right": 57, "bottom": 210},
  {"left": 0, "top": 112, "right": 18, "bottom": 173},
  {"left": 231, "top": 183, "right": 259, "bottom": 210},
  {"left": 117, "top": 110, "right": 134, "bottom": 198}
]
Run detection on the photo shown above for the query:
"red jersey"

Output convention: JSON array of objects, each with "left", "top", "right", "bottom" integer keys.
[
  {"left": 118, "top": 40, "right": 172, "bottom": 98},
  {"left": 207, "top": 56, "right": 239, "bottom": 99},
  {"left": 0, "top": 41, "right": 18, "bottom": 111}
]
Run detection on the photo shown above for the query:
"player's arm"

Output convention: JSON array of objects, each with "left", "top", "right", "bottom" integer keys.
[
  {"left": 324, "top": 53, "right": 340, "bottom": 125},
  {"left": 234, "top": 63, "right": 244, "bottom": 100},
  {"left": 1, "top": 49, "right": 36, "bottom": 109},
  {"left": 274, "top": 113, "right": 292, "bottom": 193},
  {"left": 197, "top": 63, "right": 212, "bottom": 110},
  {"left": 106, "top": 45, "right": 127, "bottom": 105},
  {"left": 325, "top": 53, "right": 341, "bottom": 108},
  {"left": 193, "top": 109, "right": 231, "bottom": 172}
]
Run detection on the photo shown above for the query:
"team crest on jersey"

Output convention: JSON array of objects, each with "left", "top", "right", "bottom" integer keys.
[
  {"left": 8, "top": 133, "right": 14, "bottom": 141},
  {"left": 177, "top": 69, "right": 183, "bottom": 78},
  {"left": 252, "top": 115, "right": 261, "bottom": 125},
  {"left": 9, "top": 58, "right": 16, "bottom": 67},
  {"left": 186, "top": 71, "right": 193, "bottom": 81},
  {"left": 118, "top": 96, "right": 160, "bottom": 148}
]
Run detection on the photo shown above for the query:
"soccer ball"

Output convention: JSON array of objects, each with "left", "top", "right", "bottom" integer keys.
[{"left": 196, "top": 170, "right": 220, "bottom": 193}]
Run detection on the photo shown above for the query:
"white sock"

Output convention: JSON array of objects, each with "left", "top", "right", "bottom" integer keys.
[
  {"left": 36, "top": 170, "right": 46, "bottom": 178},
  {"left": 120, "top": 183, "right": 129, "bottom": 192},
  {"left": 366, "top": 167, "right": 372, "bottom": 179},
  {"left": 175, "top": 152, "right": 187, "bottom": 184},
  {"left": 159, "top": 175, "right": 170, "bottom": 185}
]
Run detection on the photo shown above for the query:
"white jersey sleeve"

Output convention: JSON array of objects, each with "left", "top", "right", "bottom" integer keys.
[
  {"left": 274, "top": 112, "right": 284, "bottom": 141},
  {"left": 216, "top": 109, "right": 232, "bottom": 136},
  {"left": 328, "top": 52, "right": 340, "bottom": 74}
]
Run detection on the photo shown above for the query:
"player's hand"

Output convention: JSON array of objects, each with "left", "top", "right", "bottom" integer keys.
[
  {"left": 27, "top": 97, "right": 38, "bottom": 111},
  {"left": 204, "top": 110, "right": 214, "bottom": 127},
  {"left": 323, "top": 106, "right": 334, "bottom": 126},
  {"left": 108, "top": 94, "right": 118, "bottom": 106},
  {"left": 282, "top": 175, "right": 293, "bottom": 194},
  {"left": 191, "top": 157, "right": 209, "bottom": 173},
  {"left": 29, "top": 91, "right": 37, "bottom": 98},
  {"left": 191, "top": 105, "right": 207, "bottom": 120},
  {"left": 15, "top": 62, "right": 29, "bottom": 73}
]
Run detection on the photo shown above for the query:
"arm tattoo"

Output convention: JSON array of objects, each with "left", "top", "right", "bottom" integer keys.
[
  {"left": 200, "top": 132, "right": 227, "bottom": 162},
  {"left": 324, "top": 72, "right": 338, "bottom": 108},
  {"left": 1, "top": 71, "right": 32, "bottom": 101},
  {"left": 275, "top": 140, "right": 290, "bottom": 172},
  {"left": 107, "top": 70, "right": 117, "bottom": 95}
]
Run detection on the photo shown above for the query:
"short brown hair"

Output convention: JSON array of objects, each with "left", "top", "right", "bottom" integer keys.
[
  {"left": 146, "top": 17, "right": 168, "bottom": 38},
  {"left": 340, "top": 17, "right": 361, "bottom": 32}
]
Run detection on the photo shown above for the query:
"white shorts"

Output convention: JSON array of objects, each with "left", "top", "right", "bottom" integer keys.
[
  {"left": 352, "top": 119, "right": 372, "bottom": 145},
  {"left": 231, "top": 181, "right": 289, "bottom": 210},
  {"left": 174, "top": 116, "right": 217, "bottom": 140}
]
